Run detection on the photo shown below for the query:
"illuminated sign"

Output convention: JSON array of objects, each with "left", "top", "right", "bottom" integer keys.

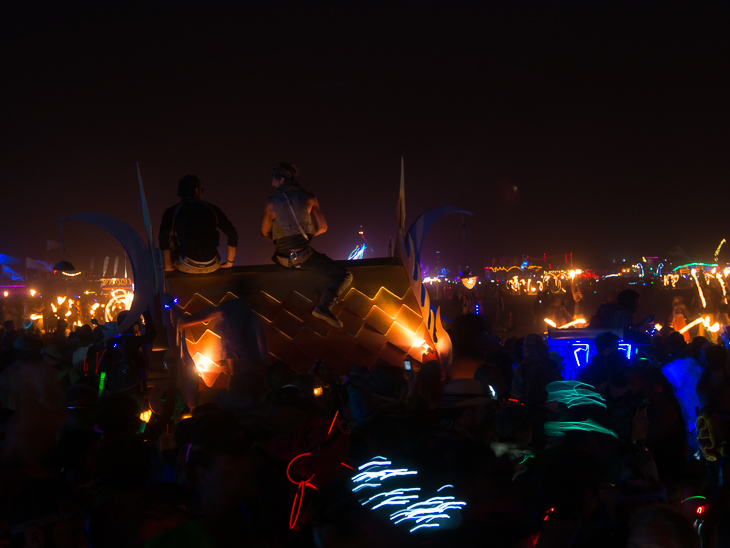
[{"left": 548, "top": 334, "right": 635, "bottom": 380}]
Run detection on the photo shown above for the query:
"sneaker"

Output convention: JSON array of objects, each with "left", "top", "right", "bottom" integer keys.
[{"left": 312, "top": 306, "right": 343, "bottom": 328}]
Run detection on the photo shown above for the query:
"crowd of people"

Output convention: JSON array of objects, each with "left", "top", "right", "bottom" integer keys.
[
  {"left": 0, "top": 285, "right": 729, "bottom": 547},
  {"left": 0, "top": 165, "right": 728, "bottom": 546}
]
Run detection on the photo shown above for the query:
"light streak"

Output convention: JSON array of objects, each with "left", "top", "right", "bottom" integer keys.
[
  {"left": 353, "top": 483, "right": 382, "bottom": 492},
  {"left": 572, "top": 343, "right": 590, "bottom": 368},
  {"left": 618, "top": 343, "right": 632, "bottom": 360},
  {"left": 29, "top": 314, "right": 42, "bottom": 321},
  {"left": 691, "top": 269, "right": 707, "bottom": 309},
  {"left": 558, "top": 318, "right": 587, "bottom": 329},
  {"left": 715, "top": 239, "right": 726, "bottom": 262},
  {"left": 679, "top": 317, "right": 705, "bottom": 334},
  {"left": 544, "top": 318, "right": 557, "bottom": 328},
  {"left": 364, "top": 488, "right": 422, "bottom": 505},
  {"left": 352, "top": 468, "right": 418, "bottom": 484},
  {"left": 372, "top": 494, "right": 420, "bottom": 510},
  {"left": 717, "top": 273, "right": 727, "bottom": 299},
  {"left": 672, "top": 262, "right": 718, "bottom": 272},
  {"left": 286, "top": 452, "right": 317, "bottom": 529},
  {"left": 358, "top": 457, "right": 391, "bottom": 470},
  {"left": 546, "top": 381, "right": 607, "bottom": 409},
  {"left": 410, "top": 524, "right": 440, "bottom": 532},
  {"left": 348, "top": 243, "right": 367, "bottom": 261},
  {"left": 140, "top": 410, "right": 152, "bottom": 422},
  {"left": 29, "top": 289, "right": 36, "bottom": 297},
  {"left": 390, "top": 497, "right": 467, "bottom": 526},
  {"left": 57, "top": 296, "right": 66, "bottom": 306},
  {"left": 328, "top": 410, "right": 339, "bottom": 435},
  {"left": 544, "top": 419, "right": 617, "bottom": 438},
  {"left": 352, "top": 456, "right": 466, "bottom": 534}
]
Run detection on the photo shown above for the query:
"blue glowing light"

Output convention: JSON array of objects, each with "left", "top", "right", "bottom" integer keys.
[
  {"left": 572, "top": 344, "right": 590, "bottom": 369},
  {"left": 348, "top": 244, "right": 367, "bottom": 260},
  {"left": 557, "top": 339, "right": 633, "bottom": 378},
  {"left": 352, "top": 458, "right": 466, "bottom": 534},
  {"left": 358, "top": 456, "right": 391, "bottom": 470},
  {"left": 618, "top": 343, "right": 632, "bottom": 360}
]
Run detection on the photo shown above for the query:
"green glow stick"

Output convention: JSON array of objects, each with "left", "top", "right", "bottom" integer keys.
[
  {"left": 546, "top": 381, "right": 607, "bottom": 409},
  {"left": 544, "top": 419, "right": 617, "bottom": 438}
]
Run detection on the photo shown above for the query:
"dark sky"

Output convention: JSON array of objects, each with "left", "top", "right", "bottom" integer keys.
[{"left": 3, "top": 1, "right": 730, "bottom": 276}]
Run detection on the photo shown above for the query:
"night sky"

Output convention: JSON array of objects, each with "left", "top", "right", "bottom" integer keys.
[{"left": 3, "top": 1, "right": 730, "bottom": 276}]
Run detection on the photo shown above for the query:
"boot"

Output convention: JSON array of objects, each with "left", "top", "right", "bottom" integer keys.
[{"left": 312, "top": 290, "right": 343, "bottom": 328}]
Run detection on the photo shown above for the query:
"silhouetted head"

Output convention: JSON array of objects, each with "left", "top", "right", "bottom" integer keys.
[
  {"left": 667, "top": 331, "right": 688, "bottom": 357},
  {"left": 617, "top": 289, "right": 640, "bottom": 313},
  {"left": 595, "top": 331, "right": 620, "bottom": 355},
  {"left": 272, "top": 162, "right": 298, "bottom": 181},
  {"left": 177, "top": 175, "right": 202, "bottom": 199}
]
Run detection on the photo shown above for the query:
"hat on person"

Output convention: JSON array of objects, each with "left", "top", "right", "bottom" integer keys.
[
  {"left": 441, "top": 379, "right": 489, "bottom": 408},
  {"left": 42, "top": 344, "right": 63, "bottom": 363}
]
